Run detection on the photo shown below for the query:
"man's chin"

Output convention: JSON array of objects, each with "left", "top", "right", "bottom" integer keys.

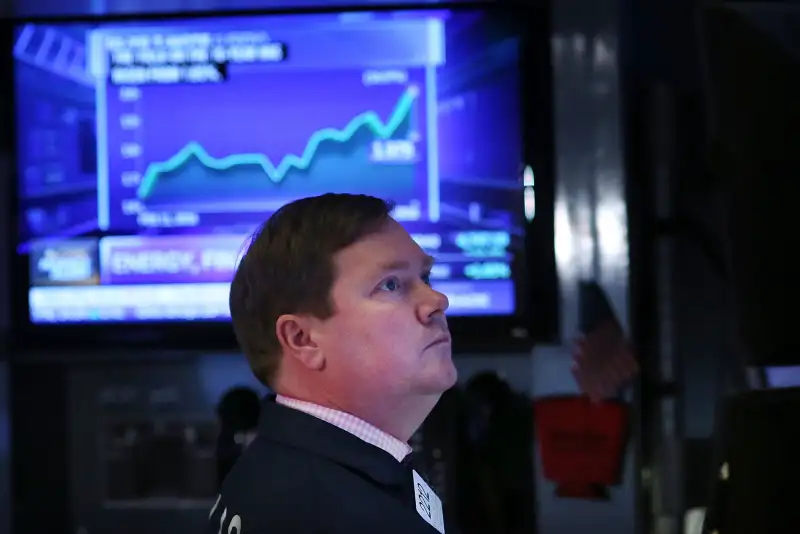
[
  {"left": 435, "top": 356, "right": 459, "bottom": 389},
  {"left": 416, "top": 355, "right": 458, "bottom": 394},
  {"left": 442, "top": 368, "right": 458, "bottom": 390}
]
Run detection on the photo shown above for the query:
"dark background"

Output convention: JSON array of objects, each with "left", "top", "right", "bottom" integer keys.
[{"left": 3, "top": 0, "right": 799, "bottom": 534}]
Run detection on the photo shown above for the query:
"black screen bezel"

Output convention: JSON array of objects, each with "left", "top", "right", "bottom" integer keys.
[{"left": 5, "top": 1, "right": 558, "bottom": 355}]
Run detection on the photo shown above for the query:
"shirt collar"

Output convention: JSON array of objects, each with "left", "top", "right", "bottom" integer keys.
[{"left": 275, "top": 395, "right": 412, "bottom": 462}]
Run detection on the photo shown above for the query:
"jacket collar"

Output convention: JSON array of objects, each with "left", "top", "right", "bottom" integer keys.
[{"left": 257, "top": 395, "right": 409, "bottom": 487}]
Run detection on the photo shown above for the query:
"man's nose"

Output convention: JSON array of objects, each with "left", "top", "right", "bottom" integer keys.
[{"left": 416, "top": 284, "right": 449, "bottom": 323}]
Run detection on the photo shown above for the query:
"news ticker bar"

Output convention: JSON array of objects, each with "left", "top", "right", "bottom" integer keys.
[
  {"left": 31, "top": 233, "right": 508, "bottom": 287},
  {"left": 29, "top": 280, "right": 514, "bottom": 323}
]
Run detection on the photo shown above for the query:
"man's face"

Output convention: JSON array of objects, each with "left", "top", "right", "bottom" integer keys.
[{"left": 314, "top": 218, "right": 457, "bottom": 398}]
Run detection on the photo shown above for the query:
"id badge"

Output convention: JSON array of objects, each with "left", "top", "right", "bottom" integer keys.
[{"left": 412, "top": 470, "right": 445, "bottom": 533}]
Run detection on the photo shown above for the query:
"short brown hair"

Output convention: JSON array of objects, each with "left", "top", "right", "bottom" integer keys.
[{"left": 229, "top": 194, "right": 394, "bottom": 387}]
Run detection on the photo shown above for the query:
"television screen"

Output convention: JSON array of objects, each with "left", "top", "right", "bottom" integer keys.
[{"left": 12, "top": 7, "right": 539, "bottom": 327}]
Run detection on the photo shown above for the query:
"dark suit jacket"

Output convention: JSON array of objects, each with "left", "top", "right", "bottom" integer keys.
[{"left": 206, "top": 396, "right": 460, "bottom": 534}]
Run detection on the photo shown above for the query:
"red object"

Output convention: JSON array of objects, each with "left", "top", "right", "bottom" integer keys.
[{"left": 534, "top": 395, "right": 629, "bottom": 499}]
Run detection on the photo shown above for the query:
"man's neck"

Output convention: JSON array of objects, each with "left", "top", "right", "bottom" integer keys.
[{"left": 276, "top": 383, "right": 439, "bottom": 442}]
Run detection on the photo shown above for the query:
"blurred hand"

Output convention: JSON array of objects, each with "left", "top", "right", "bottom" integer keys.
[{"left": 571, "top": 320, "right": 639, "bottom": 403}]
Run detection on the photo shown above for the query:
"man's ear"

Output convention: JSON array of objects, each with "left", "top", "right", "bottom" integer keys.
[{"left": 275, "top": 314, "right": 324, "bottom": 370}]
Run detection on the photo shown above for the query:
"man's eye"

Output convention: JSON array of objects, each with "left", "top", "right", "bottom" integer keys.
[
  {"left": 378, "top": 278, "right": 401, "bottom": 292},
  {"left": 421, "top": 273, "right": 431, "bottom": 286}
]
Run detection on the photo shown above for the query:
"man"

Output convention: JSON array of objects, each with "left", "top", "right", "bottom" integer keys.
[{"left": 208, "top": 194, "right": 457, "bottom": 534}]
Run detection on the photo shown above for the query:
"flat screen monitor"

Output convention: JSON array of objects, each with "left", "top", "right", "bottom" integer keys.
[{"left": 10, "top": 5, "right": 556, "bottom": 349}]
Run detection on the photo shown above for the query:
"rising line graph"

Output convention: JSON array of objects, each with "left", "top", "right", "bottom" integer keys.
[{"left": 136, "top": 86, "right": 419, "bottom": 200}]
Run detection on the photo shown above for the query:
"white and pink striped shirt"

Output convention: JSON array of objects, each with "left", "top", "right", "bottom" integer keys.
[{"left": 276, "top": 395, "right": 412, "bottom": 462}]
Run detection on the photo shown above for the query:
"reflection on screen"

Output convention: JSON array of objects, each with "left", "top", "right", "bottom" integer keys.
[{"left": 15, "top": 9, "right": 525, "bottom": 323}]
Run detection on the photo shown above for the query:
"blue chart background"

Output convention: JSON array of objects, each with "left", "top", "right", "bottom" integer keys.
[
  {"left": 97, "top": 13, "right": 440, "bottom": 231},
  {"left": 107, "top": 68, "right": 426, "bottom": 218}
]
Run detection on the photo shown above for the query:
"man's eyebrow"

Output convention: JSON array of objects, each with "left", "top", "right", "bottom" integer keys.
[{"left": 377, "top": 255, "right": 435, "bottom": 272}]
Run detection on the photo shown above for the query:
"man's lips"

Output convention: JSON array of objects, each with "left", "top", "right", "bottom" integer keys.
[{"left": 425, "top": 334, "right": 452, "bottom": 349}]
